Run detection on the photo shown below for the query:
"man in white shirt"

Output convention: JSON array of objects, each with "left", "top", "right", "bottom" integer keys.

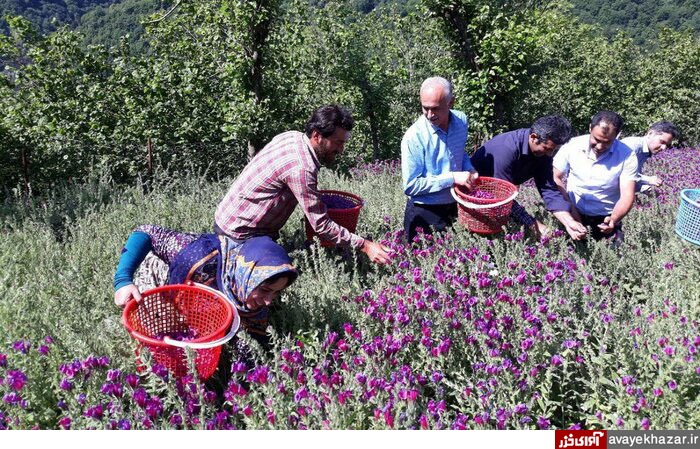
[
  {"left": 621, "top": 121, "right": 679, "bottom": 193},
  {"left": 552, "top": 111, "right": 638, "bottom": 241}
]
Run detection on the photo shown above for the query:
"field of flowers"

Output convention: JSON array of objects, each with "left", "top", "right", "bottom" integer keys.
[{"left": 0, "top": 148, "right": 699, "bottom": 430}]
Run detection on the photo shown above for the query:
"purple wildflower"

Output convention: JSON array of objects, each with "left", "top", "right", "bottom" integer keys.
[
  {"left": 11, "top": 340, "right": 30, "bottom": 354},
  {"left": 3, "top": 392, "right": 21, "bottom": 405},
  {"left": 641, "top": 417, "right": 650, "bottom": 430},
  {"left": 125, "top": 373, "right": 140, "bottom": 388},
  {"left": 247, "top": 366, "right": 270, "bottom": 384},
  {"left": 145, "top": 397, "right": 164, "bottom": 418},
  {"left": 84, "top": 404, "right": 104, "bottom": 420},
  {"left": 58, "top": 416, "right": 71, "bottom": 429},
  {"left": 151, "top": 363, "right": 169, "bottom": 380},
  {"left": 6, "top": 370, "right": 27, "bottom": 391},
  {"left": 514, "top": 403, "right": 528, "bottom": 414},
  {"left": 169, "top": 414, "right": 183, "bottom": 427}
]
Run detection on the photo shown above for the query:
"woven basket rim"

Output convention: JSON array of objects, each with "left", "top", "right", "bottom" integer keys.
[{"left": 122, "top": 284, "right": 234, "bottom": 349}]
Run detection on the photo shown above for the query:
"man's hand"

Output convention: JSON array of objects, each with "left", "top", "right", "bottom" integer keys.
[
  {"left": 648, "top": 176, "right": 663, "bottom": 187},
  {"left": 360, "top": 240, "right": 392, "bottom": 265},
  {"left": 597, "top": 216, "right": 616, "bottom": 234},
  {"left": 115, "top": 284, "right": 142, "bottom": 307},
  {"left": 453, "top": 171, "right": 479, "bottom": 190},
  {"left": 565, "top": 220, "right": 588, "bottom": 240}
]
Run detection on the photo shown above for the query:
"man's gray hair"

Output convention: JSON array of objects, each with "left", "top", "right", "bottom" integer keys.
[
  {"left": 420, "top": 77, "right": 454, "bottom": 101},
  {"left": 648, "top": 120, "right": 680, "bottom": 140}
]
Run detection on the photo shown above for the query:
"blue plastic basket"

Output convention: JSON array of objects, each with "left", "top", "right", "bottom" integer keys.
[{"left": 675, "top": 189, "right": 700, "bottom": 246}]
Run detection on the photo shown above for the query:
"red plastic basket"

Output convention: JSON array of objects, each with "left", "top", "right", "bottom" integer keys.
[
  {"left": 451, "top": 177, "right": 519, "bottom": 235},
  {"left": 122, "top": 282, "right": 239, "bottom": 380},
  {"left": 305, "top": 189, "right": 364, "bottom": 247}
]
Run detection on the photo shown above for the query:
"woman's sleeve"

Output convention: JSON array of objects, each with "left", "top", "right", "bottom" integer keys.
[
  {"left": 113, "top": 231, "right": 152, "bottom": 290},
  {"left": 113, "top": 225, "right": 199, "bottom": 291}
]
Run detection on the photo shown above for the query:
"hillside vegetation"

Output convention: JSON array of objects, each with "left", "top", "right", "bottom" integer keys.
[{"left": 1, "top": 1, "right": 699, "bottom": 196}]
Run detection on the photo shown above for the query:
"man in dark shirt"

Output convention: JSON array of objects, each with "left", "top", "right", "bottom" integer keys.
[{"left": 470, "top": 115, "right": 587, "bottom": 240}]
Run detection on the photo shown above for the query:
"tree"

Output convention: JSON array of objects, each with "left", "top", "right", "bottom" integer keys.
[{"left": 421, "top": 0, "right": 550, "bottom": 139}]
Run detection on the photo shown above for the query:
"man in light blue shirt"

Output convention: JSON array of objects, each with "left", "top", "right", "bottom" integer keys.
[
  {"left": 553, "top": 111, "right": 638, "bottom": 241},
  {"left": 621, "top": 121, "right": 679, "bottom": 193},
  {"left": 401, "top": 77, "right": 478, "bottom": 241}
]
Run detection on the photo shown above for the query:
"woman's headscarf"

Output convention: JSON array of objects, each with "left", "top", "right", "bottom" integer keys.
[{"left": 218, "top": 235, "right": 298, "bottom": 337}]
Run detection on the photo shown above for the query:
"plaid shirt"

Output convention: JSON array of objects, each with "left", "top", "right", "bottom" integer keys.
[{"left": 215, "top": 131, "right": 365, "bottom": 249}]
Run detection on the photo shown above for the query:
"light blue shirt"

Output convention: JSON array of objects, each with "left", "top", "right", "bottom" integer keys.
[
  {"left": 553, "top": 134, "right": 638, "bottom": 216},
  {"left": 621, "top": 136, "right": 654, "bottom": 185},
  {"left": 401, "top": 110, "right": 473, "bottom": 204}
]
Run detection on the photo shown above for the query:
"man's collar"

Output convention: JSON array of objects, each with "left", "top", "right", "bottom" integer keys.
[
  {"left": 422, "top": 112, "right": 451, "bottom": 134},
  {"left": 583, "top": 135, "right": 617, "bottom": 160},
  {"left": 642, "top": 138, "right": 650, "bottom": 155},
  {"left": 302, "top": 133, "right": 320, "bottom": 168},
  {"left": 520, "top": 129, "right": 530, "bottom": 155}
]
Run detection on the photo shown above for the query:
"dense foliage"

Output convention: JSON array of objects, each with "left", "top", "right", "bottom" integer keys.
[
  {"left": 77, "top": 0, "right": 162, "bottom": 52},
  {"left": 1, "top": 0, "right": 699, "bottom": 198},
  {"left": 0, "top": 0, "right": 116, "bottom": 35},
  {"left": 570, "top": 0, "right": 700, "bottom": 46},
  {"left": 0, "top": 148, "right": 698, "bottom": 429}
]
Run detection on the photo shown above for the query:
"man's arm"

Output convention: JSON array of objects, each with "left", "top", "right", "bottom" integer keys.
[
  {"left": 598, "top": 152, "right": 638, "bottom": 234},
  {"left": 401, "top": 138, "right": 456, "bottom": 197},
  {"left": 552, "top": 210, "right": 587, "bottom": 240},
  {"left": 288, "top": 168, "right": 391, "bottom": 264},
  {"left": 638, "top": 173, "right": 662, "bottom": 187},
  {"left": 552, "top": 167, "right": 583, "bottom": 224},
  {"left": 598, "top": 179, "right": 636, "bottom": 234},
  {"left": 534, "top": 160, "right": 586, "bottom": 239}
]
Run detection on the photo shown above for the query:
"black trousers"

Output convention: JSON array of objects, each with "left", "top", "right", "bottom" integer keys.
[
  {"left": 580, "top": 213, "right": 624, "bottom": 241},
  {"left": 403, "top": 199, "right": 457, "bottom": 242}
]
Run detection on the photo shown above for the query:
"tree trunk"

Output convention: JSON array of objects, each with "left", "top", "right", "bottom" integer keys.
[
  {"left": 245, "top": 1, "right": 276, "bottom": 159},
  {"left": 493, "top": 93, "right": 507, "bottom": 130},
  {"left": 20, "top": 147, "right": 30, "bottom": 197},
  {"left": 435, "top": 5, "right": 479, "bottom": 72},
  {"left": 360, "top": 79, "right": 381, "bottom": 161},
  {"left": 146, "top": 137, "right": 153, "bottom": 178}
]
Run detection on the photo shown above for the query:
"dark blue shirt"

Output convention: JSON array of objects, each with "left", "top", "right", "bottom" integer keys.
[{"left": 470, "top": 128, "right": 570, "bottom": 212}]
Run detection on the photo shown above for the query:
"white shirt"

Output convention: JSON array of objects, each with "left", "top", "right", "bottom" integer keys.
[{"left": 553, "top": 134, "right": 638, "bottom": 216}]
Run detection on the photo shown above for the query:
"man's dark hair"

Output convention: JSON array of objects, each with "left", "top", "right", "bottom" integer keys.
[
  {"left": 304, "top": 105, "right": 355, "bottom": 138},
  {"left": 530, "top": 115, "right": 572, "bottom": 146},
  {"left": 590, "top": 110, "right": 624, "bottom": 134},
  {"left": 648, "top": 120, "right": 680, "bottom": 140}
]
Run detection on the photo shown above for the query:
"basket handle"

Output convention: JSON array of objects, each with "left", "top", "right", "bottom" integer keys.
[
  {"left": 451, "top": 187, "right": 519, "bottom": 210},
  {"left": 162, "top": 281, "right": 241, "bottom": 349},
  {"left": 163, "top": 313, "right": 241, "bottom": 349}
]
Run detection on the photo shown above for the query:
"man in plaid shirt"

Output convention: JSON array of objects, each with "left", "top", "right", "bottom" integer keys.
[{"left": 215, "top": 105, "right": 391, "bottom": 264}]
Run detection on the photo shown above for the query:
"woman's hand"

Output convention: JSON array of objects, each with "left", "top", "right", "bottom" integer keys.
[{"left": 114, "top": 284, "right": 142, "bottom": 307}]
